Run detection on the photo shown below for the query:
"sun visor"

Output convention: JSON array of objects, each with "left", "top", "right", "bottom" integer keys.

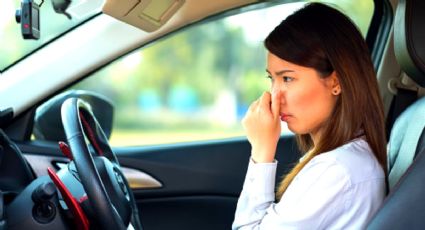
[{"left": 102, "top": 0, "right": 185, "bottom": 32}]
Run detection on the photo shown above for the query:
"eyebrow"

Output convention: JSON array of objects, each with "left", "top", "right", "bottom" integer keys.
[{"left": 266, "top": 69, "right": 295, "bottom": 76}]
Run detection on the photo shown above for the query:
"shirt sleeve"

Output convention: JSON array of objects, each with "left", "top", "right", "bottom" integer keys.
[
  {"left": 232, "top": 158, "right": 351, "bottom": 230},
  {"left": 232, "top": 158, "right": 277, "bottom": 230}
]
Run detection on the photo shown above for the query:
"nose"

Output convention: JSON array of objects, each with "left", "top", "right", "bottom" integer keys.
[
  {"left": 271, "top": 82, "right": 285, "bottom": 104},
  {"left": 271, "top": 79, "right": 285, "bottom": 95}
]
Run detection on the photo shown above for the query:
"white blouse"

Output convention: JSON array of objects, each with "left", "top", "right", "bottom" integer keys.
[{"left": 232, "top": 138, "right": 385, "bottom": 230}]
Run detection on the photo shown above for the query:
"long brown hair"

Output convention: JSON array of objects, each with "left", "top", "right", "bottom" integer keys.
[{"left": 264, "top": 3, "right": 387, "bottom": 200}]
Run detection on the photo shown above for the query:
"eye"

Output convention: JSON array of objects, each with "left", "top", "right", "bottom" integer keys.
[{"left": 283, "top": 76, "right": 294, "bottom": 82}]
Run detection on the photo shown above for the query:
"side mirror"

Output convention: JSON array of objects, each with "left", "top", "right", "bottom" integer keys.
[{"left": 34, "top": 90, "right": 114, "bottom": 141}]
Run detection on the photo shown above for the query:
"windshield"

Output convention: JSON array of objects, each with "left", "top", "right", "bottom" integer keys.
[{"left": 0, "top": 0, "right": 103, "bottom": 72}]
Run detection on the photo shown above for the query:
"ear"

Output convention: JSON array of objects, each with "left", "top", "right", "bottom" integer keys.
[{"left": 328, "top": 71, "right": 341, "bottom": 95}]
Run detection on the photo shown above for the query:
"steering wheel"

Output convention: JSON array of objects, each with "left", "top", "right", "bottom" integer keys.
[{"left": 61, "top": 98, "right": 143, "bottom": 230}]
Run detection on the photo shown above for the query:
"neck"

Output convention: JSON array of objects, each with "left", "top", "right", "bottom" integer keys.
[{"left": 310, "top": 128, "right": 322, "bottom": 147}]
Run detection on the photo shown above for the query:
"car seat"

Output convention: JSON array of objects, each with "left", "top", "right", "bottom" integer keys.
[{"left": 367, "top": 0, "right": 425, "bottom": 229}]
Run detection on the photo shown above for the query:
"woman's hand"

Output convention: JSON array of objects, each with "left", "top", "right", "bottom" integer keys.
[{"left": 242, "top": 91, "right": 281, "bottom": 163}]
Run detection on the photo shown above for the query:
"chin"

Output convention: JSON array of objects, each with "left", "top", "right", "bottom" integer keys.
[
  {"left": 287, "top": 125, "right": 299, "bottom": 134},
  {"left": 287, "top": 124, "right": 309, "bottom": 136}
]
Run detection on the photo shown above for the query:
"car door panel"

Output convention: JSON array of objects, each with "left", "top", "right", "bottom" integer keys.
[
  {"left": 115, "top": 135, "right": 300, "bottom": 230},
  {"left": 18, "top": 135, "right": 300, "bottom": 230}
]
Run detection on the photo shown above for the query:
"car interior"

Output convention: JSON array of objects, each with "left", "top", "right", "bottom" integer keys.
[
  {"left": 368, "top": 0, "right": 425, "bottom": 228},
  {"left": 0, "top": 0, "right": 424, "bottom": 229}
]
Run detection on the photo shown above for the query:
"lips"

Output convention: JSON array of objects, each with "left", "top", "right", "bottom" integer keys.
[{"left": 280, "top": 113, "right": 291, "bottom": 122}]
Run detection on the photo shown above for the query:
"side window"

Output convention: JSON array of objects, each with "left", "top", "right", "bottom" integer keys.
[{"left": 63, "top": 1, "right": 374, "bottom": 146}]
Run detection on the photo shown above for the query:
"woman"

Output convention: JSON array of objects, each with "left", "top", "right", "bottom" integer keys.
[{"left": 233, "top": 3, "right": 387, "bottom": 229}]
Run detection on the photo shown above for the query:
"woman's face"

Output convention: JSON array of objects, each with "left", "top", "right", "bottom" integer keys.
[{"left": 266, "top": 52, "right": 339, "bottom": 141}]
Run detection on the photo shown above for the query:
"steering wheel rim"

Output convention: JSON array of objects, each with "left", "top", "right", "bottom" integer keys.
[{"left": 61, "top": 98, "right": 142, "bottom": 230}]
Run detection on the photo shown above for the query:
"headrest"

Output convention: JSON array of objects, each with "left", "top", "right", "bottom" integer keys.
[{"left": 394, "top": 0, "right": 425, "bottom": 87}]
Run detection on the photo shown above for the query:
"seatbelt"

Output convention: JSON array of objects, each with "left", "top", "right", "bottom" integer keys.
[{"left": 388, "top": 97, "right": 425, "bottom": 189}]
